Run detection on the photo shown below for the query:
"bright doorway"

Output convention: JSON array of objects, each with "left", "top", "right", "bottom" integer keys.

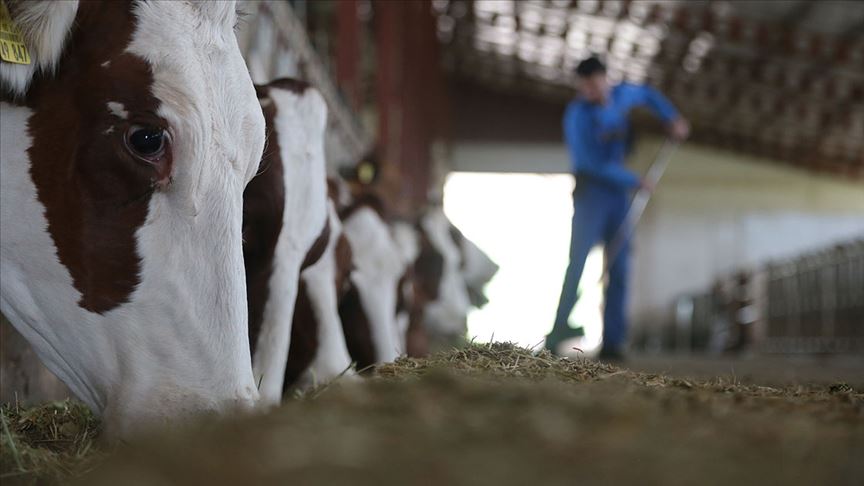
[{"left": 443, "top": 172, "right": 604, "bottom": 354}]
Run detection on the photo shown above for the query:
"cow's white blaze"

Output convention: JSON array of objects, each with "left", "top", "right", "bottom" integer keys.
[
  {"left": 343, "top": 208, "right": 406, "bottom": 363},
  {"left": 297, "top": 203, "right": 355, "bottom": 389},
  {"left": 422, "top": 208, "right": 472, "bottom": 336},
  {"left": 252, "top": 86, "right": 329, "bottom": 404},
  {"left": 1, "top": 1, "right": 265, "bottom": 438},
  {"left": 106, "top": 101, "right": 128, "bottom": 119}
]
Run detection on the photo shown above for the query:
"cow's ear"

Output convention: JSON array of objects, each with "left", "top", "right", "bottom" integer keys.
[{"left": 1, "top": 0, "right": 78, "bottom": 97}]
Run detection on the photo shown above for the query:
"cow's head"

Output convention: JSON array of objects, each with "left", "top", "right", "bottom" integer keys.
[
  {"left": 340, "top": 198, "right": 406, "bottom": 364},
  {"left": 448, "top": 225, "right": 498, "bottom": 308},
  {"left": 0, "top": 1, "right": 264, "bottom": 438},
  {"left": 418, "top": 207, "right": 472, "bottom": 336}
]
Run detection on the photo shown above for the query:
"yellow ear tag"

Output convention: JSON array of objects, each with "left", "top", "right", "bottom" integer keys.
[
  {"left": 0, "top": 2, "right": 31, "bottom": 65},
  {"left": 358, "top": 162, "right": 376, "bottom": 185}
]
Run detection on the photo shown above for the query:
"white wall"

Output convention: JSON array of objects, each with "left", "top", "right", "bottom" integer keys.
[
  {"left": 628, "top": 137, "right": 864, "bottom": 330},
  {"left": 452, "top": 142, "right": 570, "bottom": 173},
  {"left": 449, "top": 138, "right": 864, "bottom": 334}
]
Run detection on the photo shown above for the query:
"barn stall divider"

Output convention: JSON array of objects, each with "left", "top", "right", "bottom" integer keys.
[{"left": 658, "top": 239, "right": 864, "bottom": 355}]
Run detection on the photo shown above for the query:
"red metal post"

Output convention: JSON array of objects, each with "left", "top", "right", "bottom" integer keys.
[
  {"left": 336, "top": 0, "right": 361, "bottom": 110},
  {"left": 374, "top": 0, "right": 447, "bottom": 214}
]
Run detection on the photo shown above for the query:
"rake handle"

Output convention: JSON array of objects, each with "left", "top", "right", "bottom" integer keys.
[{"left": 600, "top": 139, "right": 679, "bottom": 284}]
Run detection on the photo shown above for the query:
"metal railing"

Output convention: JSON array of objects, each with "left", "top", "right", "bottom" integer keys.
[
  {"left": 237, "top": 1, "right": 372, "bottom": 168},
  {"left": 670, "top": 238, "right": 864, "bottom": 354},
  {"left": 763, "top": 240, "right": 864, "bottom": 353}
]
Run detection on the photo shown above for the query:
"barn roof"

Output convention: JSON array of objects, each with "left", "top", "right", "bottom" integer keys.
[{"left": 435, "top": 0, "right": 864, "bottom": 178}]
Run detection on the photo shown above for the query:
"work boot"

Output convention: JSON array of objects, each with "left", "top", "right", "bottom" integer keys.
[
  {"left": 597, "top": 345, "right": 626, "bottom": 363},
  {"left": 544, "top": 325, "right": 586, "bottom": 355}
]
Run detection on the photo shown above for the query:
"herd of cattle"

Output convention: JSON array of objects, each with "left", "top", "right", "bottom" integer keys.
[
  {"left": 249, "top": 79, "right": 498, "bottom": 403},
  {"left": 0, "top": 1, "right": 495, "bottom": 439}
]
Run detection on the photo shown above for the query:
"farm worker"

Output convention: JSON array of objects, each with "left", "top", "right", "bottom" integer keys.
[{"left": 546, "top": 56, "right": 690, "bottom": 360}]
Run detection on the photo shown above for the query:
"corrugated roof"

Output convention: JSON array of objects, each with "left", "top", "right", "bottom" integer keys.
[{"left": 435, "top": 0, "right": 864, "bottom": 178}]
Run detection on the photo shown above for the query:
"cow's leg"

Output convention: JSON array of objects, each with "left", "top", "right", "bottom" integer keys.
[
  {"left": 283, "top": 281, "right": 319, "bottom": 391},
  {"left": 296, "top": 249, "right": 355, "bottom": 390},
  {"left": 252, "top": 260, "right": 302, "bottom": 405},
  {"left": 292, "top": 205, "right": 355, "bottom": 390}
]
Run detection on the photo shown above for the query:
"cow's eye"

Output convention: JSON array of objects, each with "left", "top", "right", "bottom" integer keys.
[{"left": 125, "top": 125, "right": 167, "bottom": 159}]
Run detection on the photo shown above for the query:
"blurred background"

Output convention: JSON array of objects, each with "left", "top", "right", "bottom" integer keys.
[
  {"left": 241, "top": 0, "right": 864, "bottom": 358},
  {"left": 3, "top": 0, "right": 863, "bottom": 402}
]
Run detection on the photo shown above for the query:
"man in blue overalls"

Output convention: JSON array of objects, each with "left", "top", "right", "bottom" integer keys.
[{"left": 546, "top": 57, "right": 689, "bottom": 360}]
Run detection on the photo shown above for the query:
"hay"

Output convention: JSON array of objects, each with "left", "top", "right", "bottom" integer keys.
[
  {"left": 0, "top": 400, "right": 102, "bottom": 484},
  {"left": 2, "top": 343, "right": 862, "bottom": 485},
  {"left": 380, "top": 343, "right": 862, "bottom": 409}
]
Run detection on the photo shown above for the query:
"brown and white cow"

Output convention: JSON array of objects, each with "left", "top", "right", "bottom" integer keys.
[
  {"left": 337, "top": 192, "right": 408, "bottom": 369},
  {"left": 283, "top": 201, "right": 355, "bottom": 391},
  {"left": 278, "top": 183, "right": 407, "bottom": 391},
  {"left": 406, "top": 206, "right": 498, "bottom": 350},
  {"left": 335, "top": 163, "right": 497, "bottom": 358},
  {"left": 417, "top": 206, "right": 473, "bottom": 337},
  {"left": 0, "top": 1, "right": 264, "bottom": 437},
  {"left": 244, "top": 78, "right": 330, "bottom": 404},
  {"left": 449, "top": 223, "right": 499, "bottom": 309},
  {"left": 392, "top": 220, "right": 439, "bottom": 357}
]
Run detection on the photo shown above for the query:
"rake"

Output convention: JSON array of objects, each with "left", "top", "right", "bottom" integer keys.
[{"left": 600, "top": 138, "right": 679, "bottom": 284}]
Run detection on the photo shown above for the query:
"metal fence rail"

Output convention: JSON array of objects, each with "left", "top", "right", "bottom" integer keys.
[
  {"left": 673, "top": 238, "right": 864, "bottom": 354},
  {"left": 237, "top": 0, "right": 372, "bottom": 168},
  {"left": 762, "top": 240, "right": 864, "bottom": 353}
]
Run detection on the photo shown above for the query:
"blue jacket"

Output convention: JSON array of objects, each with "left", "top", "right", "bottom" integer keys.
[{"left": 563, "top": 83, "right": 679, "bottom": 190}]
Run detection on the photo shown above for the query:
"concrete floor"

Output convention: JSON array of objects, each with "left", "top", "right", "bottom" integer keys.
[{"left": 624, "top": 353, "right": 864, "bottom": 388}]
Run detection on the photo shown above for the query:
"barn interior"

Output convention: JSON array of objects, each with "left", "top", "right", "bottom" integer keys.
[
  {"left": 233, "top": 0, "right": 864, "bottom": 364},
  {"left": 1, "top": 0, "right": 862, "bottom": 484}
]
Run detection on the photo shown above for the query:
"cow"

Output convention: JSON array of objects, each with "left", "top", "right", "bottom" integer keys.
[
  {"left": 337, "top": 192, "right": 408, "bottom": 370},
  {"left": 337, "top": 159, "right": 497, "bottom": 357},
  {"left": 391, "top": 220, "right": 422, "bottom": 354},
  {"left": 243, "top": 78, "right": 330, "bottom": 405},
  {"left": 449, "top": 224, "right": 499, "bottom": 309},
  {"left": 0, "top": 1, "right": 265, "bottom": 438},
  {"left": 283, "top": 182, "right": 412, "bottom": 389},
  {"left": 282, "top": 201, "right": 355, "bottom": 391},
  {"left": 405, "top": 206, "right": 498, "bottom": 352},
  {"left": 418, "top": 206, "right": 473, "bottom": 338}
]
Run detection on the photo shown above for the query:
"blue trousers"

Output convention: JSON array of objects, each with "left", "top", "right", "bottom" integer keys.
[{"left": 553, "top": 181, "right": 632, "bottom": 349}]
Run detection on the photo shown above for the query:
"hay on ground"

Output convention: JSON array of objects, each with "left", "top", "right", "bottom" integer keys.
[{"left": 1, "top": 343, "right": 861, "bottom": 485}]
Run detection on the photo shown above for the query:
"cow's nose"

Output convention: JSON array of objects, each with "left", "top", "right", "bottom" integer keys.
[
  {"left": 232, "top": 386, "right": 260, "bottom": 412},
  {"left": 102, "top": 386, "right": 261, "bottom": 441}
]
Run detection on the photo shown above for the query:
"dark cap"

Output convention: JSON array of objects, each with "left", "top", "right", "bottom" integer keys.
[{"left": 575, "top": 56, "right": 606, "bottom": 78}]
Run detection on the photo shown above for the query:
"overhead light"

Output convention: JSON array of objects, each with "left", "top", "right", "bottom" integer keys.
[
  {"left": 474, "top": 0, "right": 513, "bottom": 18},
  {"left": 566, "top": 30, "right": 588, "bottom": 49},
  {"left": 628, "top": 2, "right": 650, "bottom": 24},
  {"left": 578, "top": 0, "right": 600, "bottom": 14},
  {"left": 520, "top": 9, "right": 542, "bottom": 33},
  {"left": 431, "top": 0, "right": 450, "bottom": 14},
  {"left": 688, "top": 32, "right": 715, "bottom": 57},
  {"left": 682, "top": 55, "right": 701, "bottom": 73}
]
